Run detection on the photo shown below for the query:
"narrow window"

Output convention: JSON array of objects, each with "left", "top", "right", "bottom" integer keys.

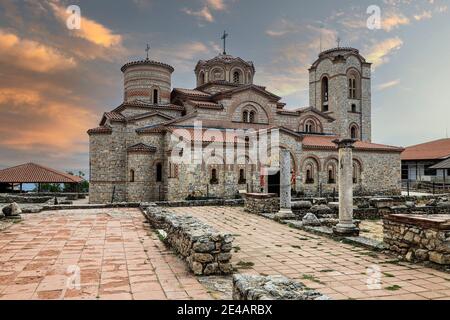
[
  {"left": 156, "top": 163, "right": 162, "bottom": 182},
  {"left": 153, "top": 89, "right": 159, "bottom": 104},
  {"left": 243, "top": 111, "right": 248, "bottom": 123},
  {"left": 305, "top": 120, "right": 315, "bottom": 133},
  {"left": 328, "top": 167, "right": 335, "bottom": 184},
  {"left": 238, "top": 169, "right": 246, "bottom": 184},
  {"left": 210, "top": 168, "right": 218, "bottom": 184},
  {"left": 348, "top": 76, "right": 357, "bottom": 99},
  {"left": 351, "top": 104, "right": 357, "bottom": 112},
  {"left": 321, "top": 77, "right": 329, "bottom": 112},
  {"left": 306, "top": 168, "right": 314, "bottom": 184},
  {"left": 233, "top": 71, "right": 240, "bottom": 84},
  {"left": 350, "top": 125, "right": 358, "bottom": 139},
  {"left": 353, "top": 164, "right": 359, "bottom": 184},
  {"left": 249, "top": 111, "right": 255, "bottom": 123},
  {"left": 199, "top": 72, "right": 205, "bottom": 85},
  {"left": 130, "top": 169, "right": 135, "bottom": 182}
]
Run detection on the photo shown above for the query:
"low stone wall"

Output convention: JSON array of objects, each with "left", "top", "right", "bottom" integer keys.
[
  {"left": 153, "top": 199, "right": 243, "bottom": 207},
  {"left": 0, "top": 194, "right": 54, "bottom": 203},
  {"left": 232, "top": 274, "right": 328, "bottom": 300},
  {"left": 244, "top": 193, "right": 279, "bottom": 214},
  {"left": 383, "top": 214, "right": 450, "bottom": 265},
  {"left": 143, "top": 204, "right": 233, "bottom": 275}
]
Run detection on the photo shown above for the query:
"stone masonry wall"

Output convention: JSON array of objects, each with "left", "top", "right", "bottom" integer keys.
[
  {"left": 144, "top": 204, "right": 234, "bottom": 275},
  {"left": 383, "top": 214, "right": 450, "bottom": 265}
]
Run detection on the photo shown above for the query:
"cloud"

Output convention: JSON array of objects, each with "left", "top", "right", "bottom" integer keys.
[
  {"left": 182, "top": 6, "right": 214, "bottom": 23},
  {"left": 376, "top": 79, "right": 401, "bottom": 91},
  {"left": 206, "top": 0, "right": 227, "bottom": 11},
  {"left": 382, "top": 12, "right": 410, "bottom": 31},
  {"left": 365, "top": 37, "right": 403, "bottom": 69},
  {"left": 414, "top": 10, "right": 433, "bottom": 21},
  {"left": 0, "top": 87, "right": 96, "bottom": 154},
  {"left": 0, "top": 29, "right": 76, "bottom": 73},
  {"left": 49, "top": 1, "right": 122, "bottom": 48}
]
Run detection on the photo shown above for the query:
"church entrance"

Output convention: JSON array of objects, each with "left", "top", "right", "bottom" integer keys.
[{"left": 267, "top": 170, "right": 280, "bottom": 196}]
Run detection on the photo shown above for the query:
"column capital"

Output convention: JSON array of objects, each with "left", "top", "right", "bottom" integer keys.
[{"left": 332, "top": 138, "right": 356, "bottom": 149}]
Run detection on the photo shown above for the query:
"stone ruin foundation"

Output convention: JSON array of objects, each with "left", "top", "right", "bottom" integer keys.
[
  {"left": 143, "top": 204, "right": 234, "bottom": 275},
  {"left": 232, "top": 274, "right": 329, "bottom": 300},
  {"left": 383, "top": 214, "right": 450, "bottom": 265},
  {"left": 243, "top": 193, "right": 279, "bottom": 214}
]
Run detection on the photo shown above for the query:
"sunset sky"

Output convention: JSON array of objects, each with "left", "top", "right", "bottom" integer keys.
[{"left": 0, "top": 0, "right": 449, "bottom": 175}]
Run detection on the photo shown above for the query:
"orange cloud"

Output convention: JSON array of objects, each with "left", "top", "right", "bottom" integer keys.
[
  {"left": 382, "top": 13, "right": 410, "bottom": 31},
  {"left": 0, "top": 29, "right": 76, "bottom": 73},
  {"left": 206, "top": 0, "right": 226, "bottom": 11},
  {"left": 49, "top": 1, "right": 122, "bottom": 48},
  {"left": 366, "top": 37, "right": 403, "bottom": 69},
  {"left": 0, "top": 87, "right": 96, "bottom": 153},
  {"left": 182, "top": 6, "right": 214, "bottom": 22}
]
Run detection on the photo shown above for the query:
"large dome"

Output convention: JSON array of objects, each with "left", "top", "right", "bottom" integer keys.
[{"left": 194, "top": 53, "right": 255, "bottom": 87}]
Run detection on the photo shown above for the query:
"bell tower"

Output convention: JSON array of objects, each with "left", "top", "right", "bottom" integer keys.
[{"left": 309, "top": 47, "right": 372, "bottom": 141}]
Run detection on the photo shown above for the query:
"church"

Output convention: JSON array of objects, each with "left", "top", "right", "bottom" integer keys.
[{"left": 88, "top": 41, "right": 404, "bottom": 203}]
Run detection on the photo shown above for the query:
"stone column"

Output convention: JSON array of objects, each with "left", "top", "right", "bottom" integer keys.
[
  {"left": 275, "top": 149, "right": 295, "bottom": 219},
  {"left": 332, "top": 139, "right": 359, "bottom": 236}
]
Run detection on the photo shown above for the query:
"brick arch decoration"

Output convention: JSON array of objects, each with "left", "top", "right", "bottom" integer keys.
[
  {"left": 231, "top": 101, "right": 270, "bottom": 124},
  {"left": 298, "top": 115, "right": 324, "bottom": 133},
  {"left": 301, "top": 156, "right": 320, "bottom": 184},
  {"left": 230, "top": 66, "right": 245, "bottom": 84},
  {"left": 210, "top": 66, "right": 226, "bottom": 81}
]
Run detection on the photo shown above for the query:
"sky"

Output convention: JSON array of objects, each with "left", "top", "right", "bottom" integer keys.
[{"left": 0, "top": 0, "right": 449, "bottom": 174}]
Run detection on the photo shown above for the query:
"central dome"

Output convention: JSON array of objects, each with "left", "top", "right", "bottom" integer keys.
[{"left": 194, "top": 53, "right": 255, "bottom": 88}]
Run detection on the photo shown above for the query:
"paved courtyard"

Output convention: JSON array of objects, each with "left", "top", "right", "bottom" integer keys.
[
  {"left": 0, "top": 208, "right": 212, "bottom": 300},
  {"left": 172, "top": 206, "right": 450, "bottom": 300}
]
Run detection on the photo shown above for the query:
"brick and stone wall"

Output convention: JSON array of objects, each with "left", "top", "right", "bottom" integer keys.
[
  {"left": 143, "top": 204, "right": 234, "bottom": 275},
  {"left": 383, "top": 214, "right": 450, "bottom": 265}
]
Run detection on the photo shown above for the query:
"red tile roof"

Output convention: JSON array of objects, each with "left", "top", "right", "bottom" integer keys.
[
  {"left": 0, "top": 163, "right": 84, "bottom": 183},
  {"left": 401, "top": 138, "right": 450, "bottom": 160},
  {"left": 87, "top": 126, "right": 112, "bottom": 135},
  {"left": 127, "top": 143, "right": 157, "bottom": 153},
  {"left": 302, "top": 135, "right": 403, "bottom": 152},
  {"left": 187, "top": 100, "right": 223, "bottom": 109},
  {"left": 173, "top": 88, "right": 211, "bottom": 98}
]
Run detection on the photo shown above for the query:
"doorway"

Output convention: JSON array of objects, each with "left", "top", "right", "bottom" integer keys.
[{"left": 267, "top": 170, "right": 280, "bottom": 196}]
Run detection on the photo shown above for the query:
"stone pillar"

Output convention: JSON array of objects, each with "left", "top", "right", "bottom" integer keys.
[
  {"left": 275, "top": 149, "right": 295, "bottom": 219},
  {"left": 332, "top": 139, "right": 359, "bottom": 236}
]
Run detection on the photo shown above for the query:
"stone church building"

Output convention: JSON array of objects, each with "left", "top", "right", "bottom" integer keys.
[{"left": 88, "top": 46, "right": 403, "bottom": 203}]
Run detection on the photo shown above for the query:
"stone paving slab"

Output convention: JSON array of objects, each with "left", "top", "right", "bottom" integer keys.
[
  {"left": 0, "top": 208, "right": 213, "bottom": 300},
  {"left": 171, "top": 206, "right": 450, "bottom": 300}
]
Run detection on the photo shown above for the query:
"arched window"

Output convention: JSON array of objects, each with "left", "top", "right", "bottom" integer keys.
[
  {"left": 351, "top": 104, "right": 357, "bottom": 112},
  {"left": 348, "top": 75, "right": 357, "bottom": 99},
  {"left": 306, "top": 168, "right": 314, "bottom": 184},
  {"left": 327, "top": 165, "right": 336, "bottom": 184},
  {"left": 249, "top": 111, "right": 255, "bottom": 123},
  {"left": 199, "top": 72, "right": 205, "bottom": 85},
  {"left": 129, "top": 169, "right": 135, "bottom": 182},
  {"left": 353, "top": 161, "right": 361, "bottom": 184},
  {"left": 305, "top": 120, "right": 315, "bottom": 133},
  {"left": 156, "top": 163, "right": 162, "bottom": 182},
  {"left": 350, "top": 124, "right": 359, "bottom": 139},
  {"left": 238, "top": 168, "right": 246, "bottom": 184},
  {"left": 243, "top": 110, "right": 248, "bottom": 123},
  {"left": 210, "top": 168, "right": 218, "bottom": 184},
  {"left": 321, "top": 77, "right": 329, "bottom": 112},
  {"left": 153, "top": 89, "right": 159, "bottom": 104},
  {"left": 233, "top": 71, "right": 241, "bottom": 84}
]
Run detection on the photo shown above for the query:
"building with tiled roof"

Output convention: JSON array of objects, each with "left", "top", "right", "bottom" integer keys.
[
  {"left": 87, "top": 44, "right": 403, "bottom": 203},
  {"left": 0, "top": 163, "right": 83, "bottom": 192},
  {"left": 401, "top": 138, "right": 450, "bottom": 182}
]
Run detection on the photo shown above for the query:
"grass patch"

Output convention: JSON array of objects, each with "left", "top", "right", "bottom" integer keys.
[
  {"left": 383, "top": 259, "right": 401, "bottom": 265},
  {"left": 291, "top": 245, "right": 301, "bottom": 249},
  {"left": 319, "top": 269, "right": 334, "bottom": 273},
  {"left": 302, "top": 274, "right": 325, "bottom": 285},
  {"left": 298, "top": 237, "right": 309, "bottom": 241},
  {"left": 385, "top": 285, "right": 401, "bottom": 291},
  {"left": 233, "top": 246, "right": 241, "bottom": 253},
  {"left": 382, "top": 272, "right": 395, "bottom": 278}
]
